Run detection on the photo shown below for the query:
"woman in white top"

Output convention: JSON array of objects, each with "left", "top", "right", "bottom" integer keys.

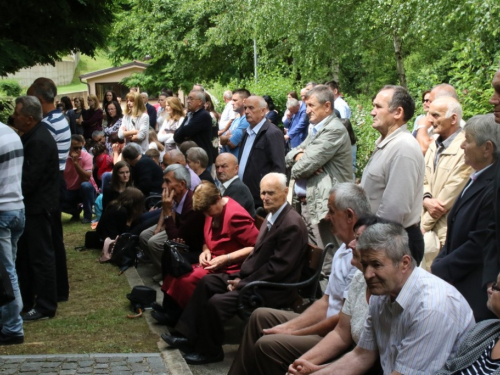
[
  {"left": 158, "top": 96, "right": 185, "bottom": 151},
  {"left": 118, "top": 92, "right": 149, "bottom": 152},
  {"left": 156, "top": 93, "right": 169, "bottom": 132}
]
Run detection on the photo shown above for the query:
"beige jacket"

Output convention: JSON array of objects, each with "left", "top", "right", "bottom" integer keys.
[{"left": 422, "top": 130, "right": 472, "bottom": 244}]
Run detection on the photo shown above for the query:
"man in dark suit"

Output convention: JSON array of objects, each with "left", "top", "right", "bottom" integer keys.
[
  {"left": 13, "top": 95, "right": 59, "bottom": 321},
  {"left": 140, "top": 92, "right": 157, "bottom": 129},
  {"left": 173, "top": 90, "right": 214, "bottom": 166},
  {"left": 121, "top": 144, "right": 163, "bottom": 197},
  {"left": 215, "top": 152, "right": 255, "bottom": 217},
  {"left": 432, "top": 114, "right": 500, "bottom": 321},
  {"left": 161, "top": 172, "right": 308, "bottom": 364},
  {"left": 482, "top": 68, "right": 500, "bottom": 288},
  {"left": 238, "top": 96, "right": 286, "bottom": 208}
]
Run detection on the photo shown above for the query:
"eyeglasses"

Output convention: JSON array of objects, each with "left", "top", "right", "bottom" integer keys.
[
  {"left": 423, "top": 99, "right": 430, "bottom": 103},
  {"left": 492, "top": 282, "right": 500, "bottom": 292}
]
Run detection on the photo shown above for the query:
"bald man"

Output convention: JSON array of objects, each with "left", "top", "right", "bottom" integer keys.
[
  {"left": 420, "top": 97, "right": 472, "bottom": 270},
  {"left": 415, "top": 83, "right": 466, "bottom": 154},
  {"left": 162, "top": 149, "right": 201, "bottom": 191},
  {"left": 215, "top": 153, "right": 255, "bottom": 217}
]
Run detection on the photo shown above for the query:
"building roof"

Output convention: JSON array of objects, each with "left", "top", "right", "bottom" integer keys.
[{"left": 79, "top": 60, "right": 149, "bottom": 80}]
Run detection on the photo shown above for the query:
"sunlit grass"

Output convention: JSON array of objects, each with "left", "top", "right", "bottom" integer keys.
[{"left": 0, "top": 213, "right": 158, "bottom": 355}]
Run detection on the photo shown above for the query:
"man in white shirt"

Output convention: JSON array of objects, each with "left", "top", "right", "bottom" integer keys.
[
  {"left": 218, "top": 90, "right": 236, "bottom": 131},
  {"left": 314, "top": 222, "right": 475, "bottom": 375},
  {"left": 326, "top": 80, "right": 351, "bottom": 119}
]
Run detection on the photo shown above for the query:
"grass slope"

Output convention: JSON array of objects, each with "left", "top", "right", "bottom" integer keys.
[
  {"left": 0, "top": 214, "right": 158, "bottom": 355},
  {"left": 58, "top": 52, "right": 113, "bottom": 94}
]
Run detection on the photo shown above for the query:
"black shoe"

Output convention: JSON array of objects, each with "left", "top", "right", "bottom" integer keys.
[
  {"left": 161, "top": 333, "right": 193, "bottom": 353},
  {"left": 151, "top": 310, "right": 178, "bottom": 326},
  {"left": 22, "top": 309, "right": 55, "bottom": 322},
  {"left": 81, "top": 218, "right": 92, "bottom": 224},
  {"left": 183, "top": 350, "right": 224, "bottom": 365},
  {"left": 0, "top": 332, "right": 24, "bottom": 346},
  {"left": 151, "top": 302, "right": 165, "bottom": 313}
]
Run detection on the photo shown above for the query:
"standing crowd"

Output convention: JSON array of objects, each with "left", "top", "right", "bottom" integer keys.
[{"left": 1, "top": 69, "right": 500, "bottom": 375}]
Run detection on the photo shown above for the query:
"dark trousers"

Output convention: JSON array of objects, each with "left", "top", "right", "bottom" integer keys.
[
  {"left": 405, "top": 224, "right": 424, "bottom": 265},
  {"left": 16, "top": 212, "right": 57, "bottom": 315},
  {"left": 175, "top": 273, "right": 238, "bottom": 356},
  {"left": 54, "top": 171, "right": 69, "bottom": 300}
]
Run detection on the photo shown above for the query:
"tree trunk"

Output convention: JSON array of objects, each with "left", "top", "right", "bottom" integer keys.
[{"left": 393, "top": 33, "right": 407, "bottom": 88}]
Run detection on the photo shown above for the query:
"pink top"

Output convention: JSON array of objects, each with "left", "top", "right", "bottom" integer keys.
[{"left": 64, "top": 150, "right": 93, "bottom": 190}]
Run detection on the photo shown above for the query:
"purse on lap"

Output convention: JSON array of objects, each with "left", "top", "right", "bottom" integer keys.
[{"left": 162, "top": 240, "right": 192, "bottom": 278}]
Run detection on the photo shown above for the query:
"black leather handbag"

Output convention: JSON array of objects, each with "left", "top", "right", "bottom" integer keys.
[{"left": 162, "top": 240, "right": 192, "bottom": 278}]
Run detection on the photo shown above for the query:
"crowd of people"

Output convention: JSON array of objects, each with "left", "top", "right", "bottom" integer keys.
[{"left": 1, "top": 69, "right": 500, "bottom": 375}]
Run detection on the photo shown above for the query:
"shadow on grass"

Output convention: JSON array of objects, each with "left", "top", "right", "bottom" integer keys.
[{"left": 0, "top": 214, "right": 158, "bottom": 355}]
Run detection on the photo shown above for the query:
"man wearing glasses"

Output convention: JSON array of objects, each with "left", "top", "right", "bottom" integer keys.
[
  {"left": 174, "top": 90, "right": 214, "bottom": 169},
  {"left": 61, "top": 135, "right": 95, "bottom": 224}
]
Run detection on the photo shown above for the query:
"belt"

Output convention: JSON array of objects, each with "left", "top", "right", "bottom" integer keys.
[{"left": 404, "top": 223, "right": 419, "bottom": 230}]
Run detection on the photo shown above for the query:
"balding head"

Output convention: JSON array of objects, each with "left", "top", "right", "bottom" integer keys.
[
  {"left": 430, "top": 83, "right": 459, "bottom": 102},
  {"left": 215, "top": 153, "right": 239, "bottom": 183},
  {"left": 428, "top": 97, "right": 462, "bottom": 139},
  {"left": 163, "top": 149, "right": 186, "bottom": 167}
]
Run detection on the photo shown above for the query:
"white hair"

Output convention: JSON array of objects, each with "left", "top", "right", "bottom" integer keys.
[
  {"left": 286, "top": 98, "right": 300, "bottom": 109},
  {"left": 261, "top": 172, "right": 287, "bottom": 189}
]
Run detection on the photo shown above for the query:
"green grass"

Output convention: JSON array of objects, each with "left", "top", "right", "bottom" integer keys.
[
  {"left": 0, "top": 214, "right": 158, "bottom": 355},
  {"left": 58, "top": 51, "right": 113, "bottom": 94}
]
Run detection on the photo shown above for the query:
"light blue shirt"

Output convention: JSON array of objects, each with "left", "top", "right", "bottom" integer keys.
[
  {"left": 221, "top": 115, "right": 250, "bottom": 157},
  {"left": 266, "top": 202, "right": 288, "bottom": 229},
  {"left": 238, "top": 118, "right": 266, "bottom": 179},
  {"left": 174, "top": 190, "right": 189, "bottom": 215},
  {"left": 294, "top": 115, "right": 332, "bottom": 197}
]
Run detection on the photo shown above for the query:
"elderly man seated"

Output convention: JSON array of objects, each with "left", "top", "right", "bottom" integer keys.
[
  {"left": 311, "top": 222, "right": 475, "bottom": 375},
  {"left": 215, "top": 153, "right": 255, "bottom": 217},
  {"left": 228, "top": 183, "right": 372, "bottom": 375},
  {"left": 139, "top": 164, "right": 205, "bottom": 271},
  {"left": 161, "top": 173, "right": 308, "bottom": 365}
]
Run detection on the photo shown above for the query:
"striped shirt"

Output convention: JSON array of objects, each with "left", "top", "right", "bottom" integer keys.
[
  {"left": 459, "top": 337, "right": 500, "bottom": 375},
  {"left": 358, "top": 267, "right": 475, "bottom": 375},
  {"left": 0, "top": 123, "right": 24, "bottom": 211},
  {"left": 42, "top": 109, "right": 71, "bottom": 171}
]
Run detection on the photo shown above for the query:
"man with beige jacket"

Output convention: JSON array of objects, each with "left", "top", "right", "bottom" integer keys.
[{"left": 420, "top": 97, "right": 472, "bottom": 270}]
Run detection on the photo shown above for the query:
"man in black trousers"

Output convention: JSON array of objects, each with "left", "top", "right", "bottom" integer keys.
[{"left": 13, "top": 95, "right": 59, "bottom": 321}]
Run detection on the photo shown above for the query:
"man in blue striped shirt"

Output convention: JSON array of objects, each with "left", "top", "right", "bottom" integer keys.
[{"left": 313, "top": 222, "right": 475, "bottom": 375}]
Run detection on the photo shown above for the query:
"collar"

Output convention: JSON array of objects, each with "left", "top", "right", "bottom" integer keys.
[
  {"left": 436, "top": 128, "right": 461, "bottom": 150},
  {"left": 247, "top": 118, "right": 266, "bottom": 136},
  {"left": 222, "top": 175, "right": 239, "bottom": 189},
  {"left": 44, "top": 108, "right": 63, "bottom": 119},
  {"left": 375, "top": 124, "right": 408, "bottom": 149},
  {"left": 266, "top": 202, "right": 288, "bottom": 227},
  {"left": 473, "top": 163, "right": 494, "bottom": 177},
  {"left": 312, "top": 114, "right": 333, "bottom": 135},
  {"left": 174, "top": 190, "right": 189, "bottom": 214},
  {"left": 393, "top": 267, "right": 419, "bottom": 309}
]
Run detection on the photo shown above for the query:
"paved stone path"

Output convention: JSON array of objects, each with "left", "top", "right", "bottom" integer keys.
[{"left": 0, "top": 353, "right": 168, "bottom": 375}]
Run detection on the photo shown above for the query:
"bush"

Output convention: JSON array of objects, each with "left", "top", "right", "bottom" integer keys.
[
  {"left": 0, "top": 79, "right": 22, "bottom": 97},
  {"left": 0, "top": 97, "right": 14, "bottom": 124}
]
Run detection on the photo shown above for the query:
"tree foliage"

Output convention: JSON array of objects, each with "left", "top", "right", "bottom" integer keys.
[{"left": 0, "top": 0, "right": 115, "bottom": 75}]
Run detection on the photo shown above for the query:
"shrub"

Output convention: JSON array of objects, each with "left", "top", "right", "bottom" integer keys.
[
  {"left": 0, "top": 97, "right": 15, "bottom": 124},
  {"left": 0, "top": 79, "right": 22, "bottom": 97}
]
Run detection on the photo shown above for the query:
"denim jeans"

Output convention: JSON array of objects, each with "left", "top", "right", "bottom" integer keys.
[{"left": 0, "top": 209, "right": 25, "bottom": 336}]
